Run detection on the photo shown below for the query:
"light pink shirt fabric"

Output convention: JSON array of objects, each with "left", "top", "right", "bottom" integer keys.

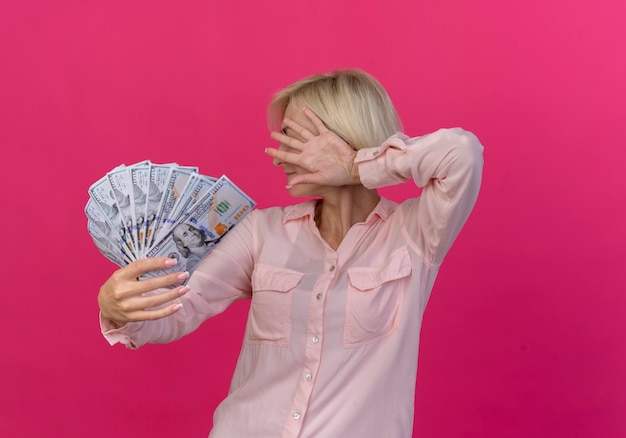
[{"left": 102, "top": 128, "right": 484, "bottom": 438}]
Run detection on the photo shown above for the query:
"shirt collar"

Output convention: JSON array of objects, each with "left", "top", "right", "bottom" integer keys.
[
  {"left": 283, "top": 200, "right": 317, "bottom": 223},
  {"left": 282, "top": 198, "right": 396, "bottom": 224}
]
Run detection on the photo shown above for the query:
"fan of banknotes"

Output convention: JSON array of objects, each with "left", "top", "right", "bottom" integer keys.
[{"left": 85, "top": 160, "right": 255, "bottom": 279}]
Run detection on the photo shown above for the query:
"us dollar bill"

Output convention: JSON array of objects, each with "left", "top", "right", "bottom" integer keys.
[
  {"left": 107, "top": 166, "right": 138, "bottom": 255},
  {"left": 87, "top": 162, "right": 254, "bottom": 277},
  {"left": 129, "top": 162, "right": 151, "bottom": 258},
  {"left": 160, "top": 173, "right": 218, "bottom": 239},
  {"left": 143, "top": 175, "right": 254, "bottom": 281},
  {"left": 152, "top": 167, "right": 197, "bottom": 245},
  {"left": 88, "top": 174, "right": 136, "bottom": 261},
  {"left": 145, "top": 164, "right": 174, "bottom": 251},
  {"left": 85, "top": 199, "right": 134, "bottom": 265}
]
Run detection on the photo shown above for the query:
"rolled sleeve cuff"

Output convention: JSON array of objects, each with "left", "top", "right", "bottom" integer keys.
[
  {"left": 355, "top": 132, "right": 409, "bottom": 189},
  {"left": 100, "top": 312, "right": 144, "bottom": 349}
]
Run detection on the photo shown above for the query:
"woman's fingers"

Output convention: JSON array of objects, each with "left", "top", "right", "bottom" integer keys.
[
  {"left": 270, "top": 113, "right": 321, "bottom": 147},
  {"left": 267, "top": 108, "right": 356, "bottom": 187},
  {"left": 140, "top": 285, "right": 189, "bottom": 309},
  {"left": 302, "top": 108, "right": 329, "bottom": 134},
  {"left": 124, "top": 302, "right": 185, "bottom": 323},
  {"left": 99, "top": 257, "right": 191, "bottom": 324},
  {"left": 100, "top": 281, "right": 188, "bottom": 324},
  {"left": 122, "top": 257, "right": 177, "bottom": 281},
  {"left": 270, "top": 130, "right": 304, "bottom": 151},
  {"left": 269, "top": 108, "right": 326, "bottom": 154},
  {"left": 136, "top": 269, "right": 190, "bottom": 293},
  {"left": 123, "top": 286, "right": 189, "bottom": 322},
  {"left": 282, "top": 116, "right": 320, "bottom": 140},
  {"left": 264, "top": 147, "right": 306, "bottom": 169},
  {"left": 110, "top": 258, "right": 185, "bottom": 295}
]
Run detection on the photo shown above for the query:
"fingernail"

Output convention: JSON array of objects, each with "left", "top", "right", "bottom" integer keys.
[
  {"left": 173, "top": 303, "right": 183, "bottom": 312},
  {"left": 285, "top": 184, "right": 292, "bottom": 189},
  {"left": 177, "top": 271, "right": 189, "bottom": 281},
  {"left": 165, "top": 258, "right": 176, "bottom": 266},
  {"left": 178, "top": 286, "right": 190, "bottom": 295}
]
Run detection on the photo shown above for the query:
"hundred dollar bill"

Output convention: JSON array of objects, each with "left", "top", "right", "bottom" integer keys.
[
  {"left": 85, "top": 199, "right": 134, "bottom": 265},
  {"left": 88, "top": 174, "right": 136, "bottom": 261},
  {"left": 145, "top": 164, "right": 174, "bottom": 251},
  {"left": 161, "top": 173, "right": 218, "bottom": 238},
  {"left": 152, "top": 166, "right": 197, "bottom": 245},
  {"left": 107, "top": 165, "right": 139, "bottom": 255},
  {"left": 129, "top": 161, "right": 151, "bottom": 258},
  {"left": 143, "top": 175, "right": 255, "bottom": 281}
]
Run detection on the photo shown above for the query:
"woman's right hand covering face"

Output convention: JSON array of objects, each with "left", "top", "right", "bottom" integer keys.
[{"left": 267, "top": 108, "right": 359, "bottom": 188}]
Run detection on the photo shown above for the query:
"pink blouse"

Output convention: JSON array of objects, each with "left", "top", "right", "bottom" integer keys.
[{"left": 102, "top": 127, "right": 484, "bottom": 438}]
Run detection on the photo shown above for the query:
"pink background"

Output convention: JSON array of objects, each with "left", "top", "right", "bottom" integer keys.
[{"left": 1, "top": 1, "right": 625, "bottom": 437}]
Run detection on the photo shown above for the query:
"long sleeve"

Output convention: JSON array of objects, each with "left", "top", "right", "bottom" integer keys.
[
  {"left": 355, "top": 128, "right": 484, "bottom": 264},
  {"left": 101, "top": 212, "right": 256, "bottom": 349}
]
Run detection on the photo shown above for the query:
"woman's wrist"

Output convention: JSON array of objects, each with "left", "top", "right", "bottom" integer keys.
[
  {"left": 109, "top": 319, "right": 128, "bottom": 329},
  {"left": 102, "top": 312, "right": 128, "bottom": 330},
  {"left": 350, "top": 159, "right": 361, "bottom": 185}
]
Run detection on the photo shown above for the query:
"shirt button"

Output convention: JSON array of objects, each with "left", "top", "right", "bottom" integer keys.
[
  {"left": 316, "top": 293, "right": 323, "bottom": 301},
  {"left": 312, "top": 335, "right": 319, "bottom": 343},
  {"left": 329, "top": 265, "right": 335, "bottom": 271},
  {"left": 293, "top": 412, "right": 301, "bottom": 420},
  {"left": 305, "top": 373, "right": 312, "bottom": 381}
]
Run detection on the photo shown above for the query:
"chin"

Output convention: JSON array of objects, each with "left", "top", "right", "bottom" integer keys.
[{"left": 287, "top": 184, "right": 319, "bottom": 198}]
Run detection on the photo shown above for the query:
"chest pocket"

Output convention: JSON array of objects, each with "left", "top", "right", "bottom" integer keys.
[
  {"left": 344, "top": 247, "right": 412, "bottom": 348},
  {"left": 246, "top": 264, "right": 304, "bottom": 346}
]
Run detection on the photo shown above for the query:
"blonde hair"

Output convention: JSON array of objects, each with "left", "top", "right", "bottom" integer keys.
[{"left": 268, "top": 69, "right": 402, "bottom": 150}]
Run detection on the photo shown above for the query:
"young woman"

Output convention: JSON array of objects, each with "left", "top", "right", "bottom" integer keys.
[{"left": 98, "top": 69, "right": 484, "bottom": 437}]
